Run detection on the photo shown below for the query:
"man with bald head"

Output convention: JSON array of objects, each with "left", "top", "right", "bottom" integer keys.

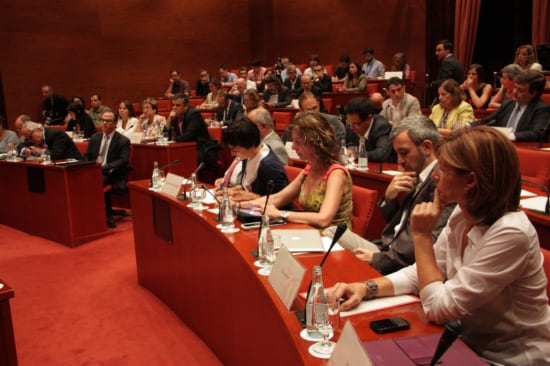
[
  {"left": 14, "top": 114, "right": 31, "bottom": 142},
  {"left": 248, "top": 108, "right": 288, "bottom": 165}
]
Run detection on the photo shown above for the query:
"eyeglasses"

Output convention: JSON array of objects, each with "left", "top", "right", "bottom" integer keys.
[
  {"left": 101, "top": 119, "right": 115, "bottom": 123},
  {"left": 348, "top": 119, "right": 366, "bottom": 127}
]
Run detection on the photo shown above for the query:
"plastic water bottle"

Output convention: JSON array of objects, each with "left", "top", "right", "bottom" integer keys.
[
  {"left": 152, "top": 161, "right": 160, "bottom": 189},
  {"left": 306, "top": 266, "right": 327, "bottom": 338},
  {"left": 358, "top": 141, "right": 368, "bottom": 171},
  {"left": 258, "top": 214, "right": 272, "bottom": 265},
  {"left": 221, "top": 188, "right": 235, "bottom": 232}
]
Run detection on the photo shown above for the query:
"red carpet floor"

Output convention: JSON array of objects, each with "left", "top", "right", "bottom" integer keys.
[{"left": 0, "top": 219, "right": 222, "bottom": 366}]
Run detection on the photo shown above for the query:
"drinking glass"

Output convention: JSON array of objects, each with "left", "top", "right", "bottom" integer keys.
[
  {"left": 190, "top": 187, "right": 206, "bottom": 210},
  {"left": 258, "top": 233, "right": 280, "bottom": 276},
  {"left": 221, "top": 199, "right": 240, "bottom": 233},
  {"left": 41, "top": 149, "right": 52, "bottom": 165},
  {"left": 158, "top": 169, "right": 166, "bottom": 187},
  {"left": 311, "top": 301, "right": 336, "bottom": 356}
]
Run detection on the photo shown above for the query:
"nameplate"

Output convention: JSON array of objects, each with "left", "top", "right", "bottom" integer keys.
[
  {"left": 267, "top": 244, "right": 306, "bottom": 310},
  {"left": 328, "top": 320, "right": 373, "bottom": 365},
  {"left": 161, "top": 172, "right": 184, "bottom": 197}
]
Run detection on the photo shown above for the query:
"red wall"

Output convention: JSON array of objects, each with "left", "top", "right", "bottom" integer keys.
[{"left": 0, "top": 0, "right": 426, "bottom": 125}]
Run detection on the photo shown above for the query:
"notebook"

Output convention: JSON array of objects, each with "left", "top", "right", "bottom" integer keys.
[
  {"left": 384, "top": 71, "right": 403, "bottom": 79},
  {"left": 271, "top": 229, "right": 325, "bottom": 252}
]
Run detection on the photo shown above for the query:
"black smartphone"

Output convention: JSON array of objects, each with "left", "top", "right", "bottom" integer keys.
[{"left": 369, "top": 317, "right": 410, "bottom": 334}]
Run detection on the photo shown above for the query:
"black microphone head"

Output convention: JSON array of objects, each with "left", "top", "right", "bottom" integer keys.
[
  {"left": 266, "top": 180, "right": 275, "bottom": 194},
  {"left": 332, "top": 222, "right": 348, "bottom": 243},
  {"left": 429, "top": 320, "right": 461, "bottom": 366},
  {"left": 444, "top": 320, "right": 461, "bottom": 336}
]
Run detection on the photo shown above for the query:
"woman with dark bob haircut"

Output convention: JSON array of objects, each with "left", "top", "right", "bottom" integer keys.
[
  {"left": 329, "top": 126, "right": 550, "bottom": 365},
  {"left": 214, "top": 117, "right": 288, "bottom": 201}
]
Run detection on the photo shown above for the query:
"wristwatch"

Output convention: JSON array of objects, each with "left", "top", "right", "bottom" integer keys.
[{"left": 280, "top": 210, "right": 289, "bottom": 221}]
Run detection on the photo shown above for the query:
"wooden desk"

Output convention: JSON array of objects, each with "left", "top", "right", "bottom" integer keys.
[
  {"left": 322, "top": 91, "right": 370, "bottom": 115},
  {"left": 129, "top": 180, "right": 440, "bottom": 365},
  {"left": 0, "top": 160, "right": 108, "bottom": 247},
  {"left": 0, "top": 279, "right": 17, "bottom": 366},
  {"left": 129, "top": 142, "right": 197, "bottom": 181}
]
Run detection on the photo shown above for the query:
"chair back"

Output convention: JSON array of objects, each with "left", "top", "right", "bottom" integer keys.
[
  {"left": 542, "top": 248, "right": 550, "bottom": 304},
  {"left": 351, "top": 185, "right": 378, "bottom": 238},
  {"left": 284, "top": 165, "right": 302, "bottom": 182},
  {"left": 517, "top": 148, "right": 550, "bottom": 190},
  {"left": 322, "top": 97, "right": 333, "bottom": 114},
  {"left": 272, "top": 111, "right": 293, "bottom": 135}
]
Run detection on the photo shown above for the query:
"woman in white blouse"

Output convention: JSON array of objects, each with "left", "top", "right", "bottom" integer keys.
[
  {"left": 136, "top": 97, "right": 167, "bottom": 142},
  {"left": 116, "top": 100, "right": 139, "bottom": 136},
  {"left": 329, "top": 126, "right": 550, "bottom": 365}
]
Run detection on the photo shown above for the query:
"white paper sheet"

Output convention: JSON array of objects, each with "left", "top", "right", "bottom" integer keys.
[{"left": 340, "top": 294, "right": 420, "bottom": 318}]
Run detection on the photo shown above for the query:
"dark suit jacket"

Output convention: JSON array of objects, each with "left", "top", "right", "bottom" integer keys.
[
  {"left": 215, "top": 100, "right": 243, "bottom": 126},
  {"left": 475, "top": 98, "right": 550, "bottom": 142},
  {"left": 171, "top": 107, "right": 219, "bottom": 167},
  {"left": 431, "top": 54, "right": 464, "bottom": 90},
  {"left": 373, "top": 164, "right": 456, "bottom": 274},
  {"left": 42, "top": 128, "right": 83, "bottom": 160},
  {"left": 314, "top": 73, "right": 333, "bottom": 93},
  {"left": 85, "top": 131, "right": 131, "bottom": 192},
  {"left": 345, "top": 115, "right": 396, "bottom": 162},
  {"left": 66, "top": 114, "right": 96, "bottom": 138},
  {"left": 283, "top": 77, "right": 302, "bottom": 98},
  {"left": 262, "top": 85, "right": 292, "bottom": 108}
]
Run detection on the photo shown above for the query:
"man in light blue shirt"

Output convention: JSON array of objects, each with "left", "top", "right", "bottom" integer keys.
[{"left": 362, "top": 47, "right": 386, "bottom": 78}]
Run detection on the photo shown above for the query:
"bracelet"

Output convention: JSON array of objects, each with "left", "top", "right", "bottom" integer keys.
[{"left": 363, "top": 279, "right": 378, "bottom": 300}]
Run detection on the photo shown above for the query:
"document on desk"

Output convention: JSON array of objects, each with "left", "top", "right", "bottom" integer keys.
[
  {"left": 267, "top": 244, "right": 306, "bottom": 310},
  {"left": 520, "top": 196, "right": 548, "bottom": 213},
  {"left": 521, "top": 189, "right": 536, "bottom": 197},
  {"left": 382, "top": 170, "right": 402, "bottom": 176},
  {"left": 340, "top": 294, "right": 420, "bottom": 318}
]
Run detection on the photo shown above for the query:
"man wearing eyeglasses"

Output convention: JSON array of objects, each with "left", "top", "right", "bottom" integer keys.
[
  {"left": 380, "top": 77, "right": 422, "bottom": 126},
  {"left": 344, "top": 97, "right": 395, "bottom": 162},
  {"left": 312, "top": 65, "right": 332, "bottom": 92},
  {"left": 85, "top": 110, "right": 130, "bottom": 228}
]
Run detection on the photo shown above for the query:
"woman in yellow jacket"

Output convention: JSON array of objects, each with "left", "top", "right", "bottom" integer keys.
[{"left": 430, "top": 79, "right": 474, "bottom": 134}]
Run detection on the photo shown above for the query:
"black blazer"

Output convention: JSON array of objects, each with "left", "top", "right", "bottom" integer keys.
[
  {"left": 475, "top": 98, "right": 550, "bottom": 142},
  {"left": 262, "top": 85, "right": 292, "bottom": 108},
  {"left": 42, "top": 128, "right": 83, "bottom": 160},
  {"left": 283, "top": 77, "right": 302, "bottom": 98},
  {"left": 345, "top": 115, "right": 396, "bottom": 163},
  {"left": 431, "top": 54, "right": 464, "bottom": 90},
  {"left": 215, "top": 100, "right": 243, "bottom": 126},
  {"left": 85, "top": 131, "right": 131, "bottom": 191}
]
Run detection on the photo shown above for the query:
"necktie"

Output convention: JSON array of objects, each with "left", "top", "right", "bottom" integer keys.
[
  {"left": 507, "top": 104, "right": 521, "bottom": 132},
  {"left": 97, "top": 134, "right": 110, "bottom": 165}
]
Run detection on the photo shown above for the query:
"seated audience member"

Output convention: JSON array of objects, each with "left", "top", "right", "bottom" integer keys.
[
  {"left": 116, "top": 100, "right": 139, "bottom": 136},
  {"left": 14, "top": 114, "right": 32, "bottom": 142},
  {"left": 170, "top": 94, "right": 219, "bottom": 168},
  {"left": 370, "top": 92, "right": 385, "bottom": 114},
  {"left": 391, "top": 52, "right": 411, "bottom": 80},
  {"left": 380, "top": 77, "right": 422, "bottom": 125},
  {"left": 460, "top": 64, "right": 493, "bottom": 109},
  {"left": 514, "top": 44, "right": 543, "bottom": 72},
  {"left": 198, "top": 78, "right": 221, "bottom": 109},
  {"left": 344, "top": 97, "right": 395, "bottom": 162},
  {"left": 283, "top": 65, "right": 302, "bottom": 99},
  {"left": 243, "top": 89, "right": 266, "bottom": 115},
  {"left": 333, "top": 54, "right": 350, "bottom": 82},
  {"left": 258, "top": 69, "right": 276, "bottom": 94},
  {"left": 85, "top": 110, "right": 130, "bottom": 228},
  {"left": 41, "top": 85, "right": 69, "bottom": 125},
  {"left": 214, "top": 118, "right": 288, "bottom": 201},
  {"left": 362, "top": 48, "right": 386, "bottom": 78},
  {"left": 489, "top": 64, "right": 522, "bottom": 109},
  {"left": 215, "top": 91, "right": 243, "bottom": 126},
  {"left": 304, "top": 54, "right": 322, "bottom": 77},
  {"left": 248, "top": 108, "right": 288, "bottom": 165},
  {"left": 89, "top": 94, "right": 111, "bottom": 127},
  {"left": 329, "top": 126, "right": 550, "bottom": 365},
  {"left": 69, "top": 95, "right": 88, "bottom": 115},
  {"left": 279, "top": 56, "right": 302, "bottom": 82},
  {"left": 262, "top": 76, "right": 292, "bottom": 108},
  {"left": 429, "top": 79, "right": 474, "bottom": 132},
  {"left": 298, "top": 75, "right": 324, "bottom": 110},
  {"left": 297, "top": 92, "right": 346, "bottom": 149},
  {"left": 338, "top": 61, "right": 367, "bottom": 93},
  {"left": 236, "top": 67, "right": 256, "bottom": 90},
  {"left": 218, "top": 64, "right": 238, "bottom": 88},
  {"left": 195, "top": 69, "right": 211, "bottom": 97},
  {"left": 0, "top": 116, "right": 18, "bottom": 153},
  {"left": 137, "top": 97, "right": 168, "bottom": 142},
  {"left": 474, "top": 70, "right": 550, "bottom": 142},
  {"left": 65, "top": 102, "right": 96, "bottom": 138},
  {"left": 240, "top": 111, "right": 353, "bottom": 229},
  {"left": 325, "top": 116, "right": 455, "bottom": 275},
  {"left": 231, "top": 78, "right": 248, "bottom": 105},
  {"left": 312, "top": 64, "right": 333, "bottom": 92},
  {"left": 247, "top": 59, "right": 266, "bottom": 90},
  {"left": 19, "top": 121, "right": 82, "bottom": 160},
  {"left": 164, "top": 69, "right": 190, "bottom": 98}
]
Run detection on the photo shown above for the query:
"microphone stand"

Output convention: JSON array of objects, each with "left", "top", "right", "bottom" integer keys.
[
  {"left": 202, "top": 184, "right": 222, "bottom": 221},
  {"left": 429, "top": 321, "right": 461, "bottom": 366},
  {"left": 254, "top": 180, "right": 275, "bottom": 259},
  {"left": 295, "top": 223, "right": 348, "bottom": 326},
  {"left": 181, "top": 162, "right": 205, "bottom": 201},
  {"left": 521, "top": 178, "right": 550, "bottom": 215},
  {"left": 538, "top": 118, "right": 550, "bottom": 149}
]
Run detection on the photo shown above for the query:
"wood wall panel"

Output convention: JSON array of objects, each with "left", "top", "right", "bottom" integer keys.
[{"left": 0, "top": 0, "right": 426, "bottom": 125}]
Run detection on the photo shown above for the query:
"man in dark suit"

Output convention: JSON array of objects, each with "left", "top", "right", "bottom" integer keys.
[
  {"left": 344, "top": 97, "right": 395, "bottom": 163},
  {"left": 85, "top": 110, "right": 130, "bottom": 228},
  {"left": 215, "top": 90, "right": 242, "bottom": 126},
  {"left": 19, "top": 121, "right": 82, "bottom": 160},
  {"left": 474, "top": 70, "right": 550, "bottom": 142},
  {"left": 262, "top": 76, "right": 291, "bottom": 108},
  {"left": 169, "top": 93, "right": 219, "bottom": 170},
  {"left": 430, "top": 40, "right": 464, "bottom": 105},
  {"left": 283, "top": 65, "right": 302, "bottom": 98},
  {"left": 325, "top": 115, "right": 455, "bottom": 275}
]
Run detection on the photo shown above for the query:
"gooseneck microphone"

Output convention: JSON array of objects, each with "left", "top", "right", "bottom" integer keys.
[
  {"left": 521, "top": 178, "right": 550, "bottom": 215},
  {"left": 429, "top": 320, "right": 462, "bottom": 366},
  {"left": 193, "top": 161, "right": 205, "bottom": 175},
  {"left": 297, "top": 223, "right": 348, "bottom": 326},
  {"left": 159, "top": 159, "right": 181, "bottom": 170},
  {"left": 202, "top": 184, "right": 222, "bottom": 221},
  {"left": 538, "top": 118, "right": 550, "bottom": 149}
]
